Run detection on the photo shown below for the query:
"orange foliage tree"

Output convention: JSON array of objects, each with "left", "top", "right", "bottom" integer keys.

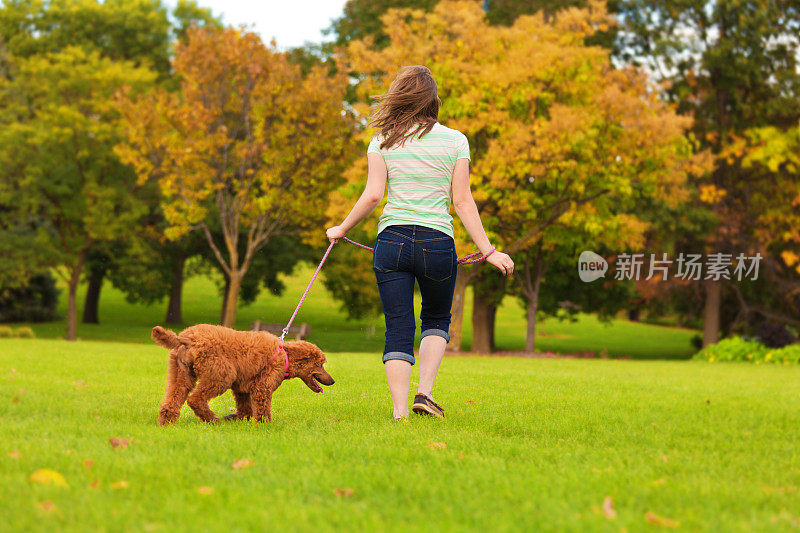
[
  {"left": 117, "top": 27, "right": 353, "bottom": 326},
  {"left": 338, "top": 0, "right": 698, "bottom": 352}
]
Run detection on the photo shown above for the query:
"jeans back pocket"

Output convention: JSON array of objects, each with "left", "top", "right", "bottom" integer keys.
[
  {"left": 423, "top": 248, "right": 455, "bottom": 281},
  {"left": 373, "top": 239, "right": 403, "bottom": 272}
]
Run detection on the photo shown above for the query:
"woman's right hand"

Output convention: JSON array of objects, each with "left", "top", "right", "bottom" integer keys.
[
  {"left": 326, "top": 225, "right": 346, "bottom": 243},
  {"left": 486, "top": 250, "right": 514, "bottom": 276}
]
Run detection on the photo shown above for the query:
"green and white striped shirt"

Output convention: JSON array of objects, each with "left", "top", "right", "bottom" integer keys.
[{"left": 368, "top": 122, "right": 470, "bottom": 238}]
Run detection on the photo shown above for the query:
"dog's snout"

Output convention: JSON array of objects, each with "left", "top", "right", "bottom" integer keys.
[{"left": 328, "top": 377, "right": 335, "bottom": 385}]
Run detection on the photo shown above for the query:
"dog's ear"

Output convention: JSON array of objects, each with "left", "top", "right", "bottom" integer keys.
[{"left": 283, "top": 340, "right": 325, "bottom": 363}]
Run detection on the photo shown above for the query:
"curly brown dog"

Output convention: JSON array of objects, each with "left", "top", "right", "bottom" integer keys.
[{"left": 152, "top": 324, "right": 334, "bottom": 425}]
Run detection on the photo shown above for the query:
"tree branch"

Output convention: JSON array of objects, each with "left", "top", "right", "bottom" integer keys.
[{"left": 200, "top": 222, "right": 231, "bottom": 275}]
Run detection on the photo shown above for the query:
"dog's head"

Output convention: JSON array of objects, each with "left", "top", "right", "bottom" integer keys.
[{"left": 283, "top": 340, "right": 335, "bottom": 393}]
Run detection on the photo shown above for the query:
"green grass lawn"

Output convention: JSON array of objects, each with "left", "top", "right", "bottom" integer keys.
[
  {"left": 3, "top": 339, "right": 800, "bottom": 531},
  {"left": 20, "top": 264, "right": 697, "bottom": 359}
]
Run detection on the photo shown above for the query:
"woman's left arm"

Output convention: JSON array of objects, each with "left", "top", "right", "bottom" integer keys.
[{"left": 326, "top": 153, "right": 387, "bottom": 242}]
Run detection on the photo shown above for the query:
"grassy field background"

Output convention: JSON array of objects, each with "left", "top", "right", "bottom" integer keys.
[
  {"left": 20, "top": 263, "right": 698, "bottom": 359},
  {"left": 3, "top": 339, "right": 800, "bottom": 532}
]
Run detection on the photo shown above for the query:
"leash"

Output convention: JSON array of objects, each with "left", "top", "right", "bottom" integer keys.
[
  {"left": 273, "top": 236, "right": 495, "bottom": 376},
  {"left": 277, "top": 236, "right": 495, "bottom": 347}
]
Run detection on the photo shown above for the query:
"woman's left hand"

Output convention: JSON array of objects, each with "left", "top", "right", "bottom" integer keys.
[{"left": 326, "top": 225, "right": 346, "bottom": 243}]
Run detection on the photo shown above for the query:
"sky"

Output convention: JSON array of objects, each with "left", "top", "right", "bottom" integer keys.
[{"left": 178, "top": 0, "right": 348, "bottom": 50}]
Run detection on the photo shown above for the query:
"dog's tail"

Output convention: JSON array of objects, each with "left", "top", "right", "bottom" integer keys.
[{"left": 151, "top": 326, "right": 190, "bottom": 350}]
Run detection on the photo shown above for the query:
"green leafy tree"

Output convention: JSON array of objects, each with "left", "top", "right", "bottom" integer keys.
[
  {"left": 171, "top": 0, "right": 221, "bottom": 42},
  {"left": 0, "top": 47, "right": 155, "bottom": 340},
  {"left": 0, "top": 0, "right": 172, "bottom": 73}
]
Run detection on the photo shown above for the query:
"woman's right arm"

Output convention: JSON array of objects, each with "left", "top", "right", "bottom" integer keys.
[
  {"left": 326, "top": 153, "right": 387, "bottom": 242},
  {"left": 452, "top": 158, "right": 515, "bottom": 276}
]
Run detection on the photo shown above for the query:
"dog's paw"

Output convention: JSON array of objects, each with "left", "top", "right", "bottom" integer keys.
[{"left": 158, "top": 409, "right": 179, "bottom": 426}]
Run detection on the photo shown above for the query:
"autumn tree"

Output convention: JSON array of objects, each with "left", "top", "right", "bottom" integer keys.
[
  {"left": 719, "top": 122, "right": 800, "bottom": 330},
  {"left": 0, "top": 47, "right": 155, "bottom": 340},
  {"left": 336, "top": 0, "right": 696, "bottom": 353},
  {"left": 118, "top": 27, "right": 353, "bottom": 327},
  {"left": 615, "top": 0, "right": 800, "bottom": 345}
]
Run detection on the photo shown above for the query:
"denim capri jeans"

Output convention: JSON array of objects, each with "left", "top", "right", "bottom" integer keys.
[{"left": 372, "top": 224, "right": 458, "bottom": 365}]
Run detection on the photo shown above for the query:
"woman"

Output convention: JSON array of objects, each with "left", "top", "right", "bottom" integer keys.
[{"left": 326, "top": 65, "right": 514, "bottom": 420}]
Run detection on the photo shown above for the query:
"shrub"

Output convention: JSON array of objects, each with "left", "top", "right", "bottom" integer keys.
[
  {"left": 0, "top": 325, "right": 12, "bottom": 338},
  {"left": 694, "top": 336, "right": 769, "bottom": 363},
  {"left": 14, "top": 326, "right": 35, "bottom": 338},
  {"left": 0, "top": 273, "right": 60, "bottom": 322},
  {"left": 695, "top": 337, "right": 800, "bottom": 364},
  {"left": 690, "top": 334, "right": 703, "bottom": 351},
  {"left": 765, "top": 344, "right": 800, "bottom": 365},
  {"left": 756, "top": 321, "right": 797, "bottom": 348}
]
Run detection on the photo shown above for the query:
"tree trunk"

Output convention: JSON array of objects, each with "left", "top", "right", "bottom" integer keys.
[
  {"left": 520, "top": 248, "right": 547, "bottom": 354},
  {"left": 220, "top": 274, "right": 230, "bottom": 325},
  {"left": 66, "top": 279, "right": 79, "bottom": 341},
  {"left": 81, "top": 269, "right": 103, "bottom": 324},
  {"left": 702, "top": 279, "right": 722, "bottom": 347},
  {"left": 65, "top": 248, "right": 88, "bottom": 341},
  {"left": 222, "top": 272, "right": 242, "bottom": 328},
  {"left": 488, "top": 305, "right": 497, "bottom": 351},
  {"left": 165, "top": 255, "right": 186, "bottom": 325},
  {"left": 525, "top": 299, "right": 538, "bottom": 353},
  {"left": 472, "top": 288, "right": 493, "bottom": 353},
  {"left": 447, "top": 265, "right": 469, "bottom": 352}
]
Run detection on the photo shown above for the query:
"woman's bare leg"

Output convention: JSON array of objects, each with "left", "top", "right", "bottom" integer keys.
[
  {"left": 385, "top": 359, "right": 412, "bottom": 418},
  {"left": 417, "top": 335, "right": 446, "bottom": 399}
]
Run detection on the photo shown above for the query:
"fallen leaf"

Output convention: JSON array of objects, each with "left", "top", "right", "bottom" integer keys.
[
  {"left": 326, "top": 417, "right": 342, "bottom": 422},
  {"left": 29, "top": 469, "right": 68, "bottom": 488},
  {"left": 89, "top": 479, "right": 100, "bottom": 489},
  {"left": 645, "top": 511, "right": 680, "bottom": 528},
  {"left": 763, "top": 485, "right": 796, "bottom": 494},
  {"left": 425, "top": 442, "right": 447, "bottom": 450},
  {"left": 334, "top": 488, "right": 354, "bottom": 497},
  {"left": 10, "top": 368, "right": 16, "bottom": 373},
  {"left": 18, "top": 388, "right": 25, "bottom": 395},
  {"left": 465, "top": 400, "right": 477, "bottom": 405},
  {"left": 653, "top": 478, "right": 666, "bottom": 486},
  {"left": 592, "top": 466, "right": 612, "bottom": 474},
  {"left": 109, "top": 437, "right": 129, "bottom": 450},
  {"left": 65, "top": 450, "right": 72, "bottom": 456},
  {"left": 602, "top": 497, "right": 616, "bottom": 519},
  {"left": 38, "top": 501, "right": 56, "bottom": 513},
  {"left": 9, "top": 450, "right": 21, "bottom": 459},
  {"left": 197, "top": 486, "right": 214, "bottom": 495},
  {"left": 458, "top": 453, "right": 464, "bottom": 459},
  {"left": 232, "top": 458, "right": 254, "bottom": 470},
  {"left": 661, "top": 455, "right": 668, "bottom": 462},
  {"left": 83, "top": 460, "right": 94, "bottom": 470},
  {"left": 111, "top": 481, "right": 129, "bottom": 490},
  {"left": 11, "top": 397, "right": 18, "bottom": 403},
  {"left": 72, "top": 380, "right": 87, "bottom": 388}
]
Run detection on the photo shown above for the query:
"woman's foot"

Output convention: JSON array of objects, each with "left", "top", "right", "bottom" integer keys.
[{"left": 412, "top": 394, "right": 445, "bottom": 418}]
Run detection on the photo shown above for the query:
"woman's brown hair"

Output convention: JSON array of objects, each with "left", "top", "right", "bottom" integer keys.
[{"left": 368, "top": 65, "right": 440, "bottom": 150}]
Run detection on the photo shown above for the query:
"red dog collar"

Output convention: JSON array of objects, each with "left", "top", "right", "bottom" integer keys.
[{"left": 274, "top": 341, "right": 289, "bottom": 379}]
